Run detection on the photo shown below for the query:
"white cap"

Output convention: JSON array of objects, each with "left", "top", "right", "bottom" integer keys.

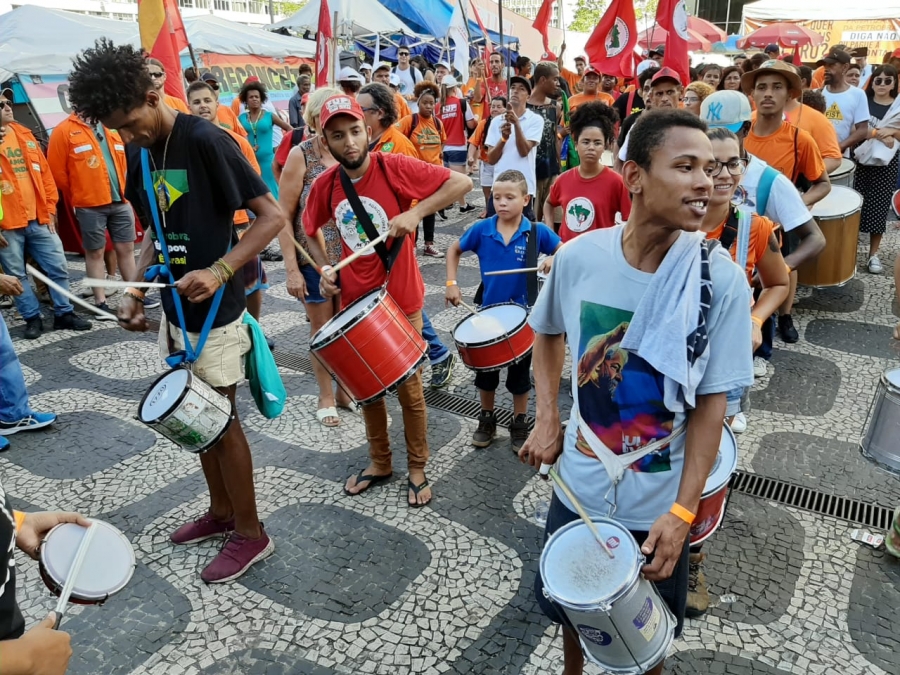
[
  {"left": 700, "top": 90, "right": 752, "bottom": 132},
  {"left": 436, "top": 60, "right": 451, "bottom": 70},
  {"left": 442, "top": 74, "right": 459, "bottom": 87},
  {"left": 337, "top": 66, "right": 364, "bottom": 83},
  {"left": 373, "top": 61, "right": 392, "bottom": 73},
  {"left": 358, "top": 62, "right": 373, "bottom": 71},
  {"left": 389, "top": 73, "right": 401, "bottom": 86}
]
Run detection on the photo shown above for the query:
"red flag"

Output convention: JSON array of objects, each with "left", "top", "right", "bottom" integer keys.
[
  {"left": 584, "top": 0, "right": 638, "bottom": 79},
  {"left": 532, "top": 0, "right": 555, "bottom": 59},
  {"left": 316, "top": 0, "right": 332, "bottom": 87},
  {"left": 163, "top": 0, "right": 189, "bottom": 53},
  {"left": 655, "top": 0, "right": 691, "bottom": 87},
  {"left": 138, "top": 0, "right": 186, "bottom": 101},
  {"left": 469, "top": 0, "right": 493, "bottom": 68}
]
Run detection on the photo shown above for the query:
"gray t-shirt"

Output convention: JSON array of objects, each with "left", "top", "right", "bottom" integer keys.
[{"left": 529, "top": 226, "right": 753, "bottom": 530}]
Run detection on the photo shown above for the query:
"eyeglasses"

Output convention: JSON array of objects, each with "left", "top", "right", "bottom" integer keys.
[
  {"left": 682, "top": 96, "right": 700, "bottom": 104},
  {"left": 711, "top": 158, "right": 748, "bottom": 177},
  {"left": 148, "top": 71, "right": 165, "bottom": 79},
  {"left": 360, "top": 106, "right": 378, "bottom": 113},
  {"left": 874, "top": 77, "right": 895, "bottom": 85},
  {"left": 0, "top": 101, "right": 10, "bottom": 109}
]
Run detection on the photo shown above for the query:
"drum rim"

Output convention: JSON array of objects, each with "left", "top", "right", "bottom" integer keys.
[
  {"left": 540, "top": 518, "right": 641, "bottom": 610},
  {"left": 882, "top": 368, "right": 900, "bottom": 395},
  {"left": 309, "top": 288, "right": 385, "bottom": 350},
  {"left": 859, "top": 442, "right": 900, "bottom": 479},
  {"left": 829, "top": 159, "right": 856, "bottom": 178},
  {"left": 352, "top": 351, "right": 428, "bottom": 406},
  {"left": 703, "top": 423, "right": 737, "bottom": 495},
  {"left": 810, "top": 186, "right": 863, "bottom": 218},
  {"left": 39, "top": 520, "right": 137, "bottom": 602},
  {"left": 138, "top": 366, "right": 193, "bottom": 424},
  {"left": 452, "top": 302, "right": 531, "bottom": 349},
  {"left": 579, "top": 602, "right": 675, "bottom": 674},
  {"left": 459, "top": 347, "right": 534, "bottom": 373}
]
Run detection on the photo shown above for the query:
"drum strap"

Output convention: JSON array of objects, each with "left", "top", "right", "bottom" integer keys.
[
  {"left": 717, "top": 208, "right": 751, "bottom": 272},
  {"left": 525, "top": 220, "right": 539, "bottom": 307},
  {"left": 140, "top": 149, "right": 227, "bottom": 367},
  {"left": 337, "top": 154, "right": 404, "bottom": 273}
]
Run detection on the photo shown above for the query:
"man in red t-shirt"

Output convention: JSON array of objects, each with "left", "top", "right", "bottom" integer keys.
[{"left": 303, "top": 95, "right": 472, "bottom": 507}]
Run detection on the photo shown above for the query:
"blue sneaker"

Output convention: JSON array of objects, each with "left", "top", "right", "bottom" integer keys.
[
  {"left": 0, "top": 412, "right": 57, "bottom": 436},
  {"left": 0, "top": 436, "right": 8, "bottom": 452}
]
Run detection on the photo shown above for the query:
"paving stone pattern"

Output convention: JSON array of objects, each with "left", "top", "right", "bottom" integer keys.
[{"left": 2, "top": 193, "right": 900, "bottom": 674}]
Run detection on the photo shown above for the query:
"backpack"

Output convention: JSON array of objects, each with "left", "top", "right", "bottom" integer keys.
[
  {"left": 790, "top": 125, "right": 813, "bottom": 193},
  {"left": 755, "top": 165, "right": 779, "bottom": 217}
]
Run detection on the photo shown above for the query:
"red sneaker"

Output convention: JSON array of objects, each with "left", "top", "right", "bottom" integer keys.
[
  {"left": 201, "top": 526, "right": 274, "bottom": 584},
  {"left": 170, "top": 513, "right": 235, "bottom": 545}
]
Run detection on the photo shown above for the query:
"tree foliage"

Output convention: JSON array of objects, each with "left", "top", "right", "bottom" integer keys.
[{"left": 567, "top": 0, "right": 661, "bottom": 33}]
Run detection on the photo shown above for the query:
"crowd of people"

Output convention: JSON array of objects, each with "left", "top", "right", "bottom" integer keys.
[{"left": 0, "top": 33, "right": 898, "bottom": 675}]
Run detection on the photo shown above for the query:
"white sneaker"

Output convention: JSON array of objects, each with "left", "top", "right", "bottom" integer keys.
[
  {"left": 753, "top": 356, "right": 768, "bottom": 378},
  {"left": 868, "top": 255, "right": 883, "bottom": 274},
  {"left": 104, "top": 274, "right": 120, "bottom": 296},
  {"left": 730, "top": 412, "right": 747, "bottom": 434}
]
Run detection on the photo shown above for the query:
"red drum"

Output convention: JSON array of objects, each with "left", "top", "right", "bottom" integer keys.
[
  {"left": 690, "top": 423, "right": 737, "bottom": 545},
  {"left": 309, "top": 289, "right": 427, "bottom": 405},
  {"left": 453, "top": 303, "right": 535, "bottom": 372}
]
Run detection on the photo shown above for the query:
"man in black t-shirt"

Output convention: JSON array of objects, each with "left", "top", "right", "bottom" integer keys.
[
  {"left": 68, "top": 39, "right": 288, "bottom": 584},
  {"left": 527, "top": 62, "right": 562, "bottom": 225}
]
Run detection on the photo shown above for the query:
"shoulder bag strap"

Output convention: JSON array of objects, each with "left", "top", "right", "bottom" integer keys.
[
  {"left": 718, "top": 206, "right": 740, "bottom": 252},
  {"left": 756, "top": 165, "right": 778, "bottom": 217},
  {"left": 140, "top": 149, "right": 227, "bottom": 366},
  {"left": 735, "top": 208, "right": 752, "bottom": 272},
  {"left": 525, "top": 220, "right": 539, "bottom": 306}
]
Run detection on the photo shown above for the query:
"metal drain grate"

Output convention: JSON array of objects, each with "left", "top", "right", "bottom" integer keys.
[{"left": 272, "top": 348, "right": 893, "bottom": 529}]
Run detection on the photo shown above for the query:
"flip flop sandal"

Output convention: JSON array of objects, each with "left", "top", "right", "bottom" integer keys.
[
  {"left": 316, "top": 406, "right": 340, "bottom": 428},
  {"left": 407, "top": 477, "right": 433, "bottom": 508},
  {"left": 337, "top": 401, "right": 359, "bottom": 414},
  {"left": 342, "top": 470, "right": 392, "bottom": 497}
]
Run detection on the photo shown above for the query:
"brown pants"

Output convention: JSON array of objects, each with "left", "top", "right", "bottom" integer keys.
[{"left": 361, "top": 310, "right": 429, "bottom": 473}]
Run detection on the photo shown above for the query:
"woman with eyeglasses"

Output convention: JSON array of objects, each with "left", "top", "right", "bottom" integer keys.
[
  {"left": 853, "top": 65, "right": 900, "bottom": 274},
  {"left": 145, "top": 58, "right": 190, "bottom": 113},
  {"left": 682, "top": 82, "right": 713, "bottom": 116},
  {"left": 238, "top": 80, "right": 291, "bottom": 200}
]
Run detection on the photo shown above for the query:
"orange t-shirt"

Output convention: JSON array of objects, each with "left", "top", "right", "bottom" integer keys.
[
  {"left": 568, "top": 91, "right": 616, "bottom": 111},
  {"left": 396, "top": 114, "right": 446, "bottom": 165},
  {"left": 217, "top": 105, "right": 247, "bottom": 137},
  {"left": 705, "top": 212, "right": 777, "bottom": 285},
  {"left": 373, "top": 124, "right": 420, "bottom": 158},
  {"left": 469, "top": 117, "right": 494, "bottom": 161},
  {"left": 811, "top": 66, "right": 825, "bottom": 90},
  {"left": 785, "top": 104, "right": 842, "bottom": 160},
  {"left": 745, "top": 120, "right": 826, "bottom": 184},
  {"left": 1, "top": 132, "right": 36, "bottom": 220},
  {"left": 463, "top": 78, "right": 484, "bottom": 120},
  {"left": 165, "top": 94, "right": 190, "bottom": 114},
  {"left": 394, "top": 92, "right": 411, "bottom": 120},
  {"left": 561, "top": 67, "right": 583, "bottom": 94}
]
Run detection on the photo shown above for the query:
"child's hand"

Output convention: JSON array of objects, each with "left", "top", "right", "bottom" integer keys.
[
  {"left": 539, "top": 256, "right": 554, "bottom": 275},
  {"left": 445, "top": 284, "right": 461, "bottom": 306}
]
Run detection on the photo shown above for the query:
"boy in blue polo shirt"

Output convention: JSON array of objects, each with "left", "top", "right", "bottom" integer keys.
[{"left": 445, "top": 169, "right": 561, "bottom": 451}]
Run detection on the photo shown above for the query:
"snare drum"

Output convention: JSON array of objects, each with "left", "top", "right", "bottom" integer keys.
[
  {"left": 310, "top": 289, "right": 427, "bottom": 405},
  {"left": 690, "top": 423, "right": 737, "bottom": 544},
  {"left": 797, "top": 186, "right": 862, "bottom": 288},
  {"left": 859, "top": 368, "right": 900, "bottom": 477},
  {"left": 40, "top": 520, "right": 135, "bottom": 605},
  {"left": 453, "top": 303, "right": 535, "bottom": 372},
  {"left": 138, "top": 367, "right": 234, "bottom": 453},
  {"left": 541, "top": 518, "right": 675, "bottom": 674},
  {"left": 829, "top": 158, "right": 856, "bottom": 187}
]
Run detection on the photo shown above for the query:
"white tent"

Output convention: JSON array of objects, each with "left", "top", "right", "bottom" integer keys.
[
  {"left": 0, "top": 6, "right": 139, "bottom": 81},
  {"left": 184, "top": 15, "right": 314, "bottom": 59},
  {"left": 270, "top": 0, "right": 416, "bottom": 38},
  {"left": 742, "top": 0, "right": 900, "bottom": 23}
]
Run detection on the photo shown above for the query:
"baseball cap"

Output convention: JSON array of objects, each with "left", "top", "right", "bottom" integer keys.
[
  {"left": 389, "top": 73, "right": 401, "bottom": 87},
  {"left": 436, "top": 60, "right": 451, "bottom": 70},
  {"left": 199, "top": 72, "right": 218, "bottom": 84},
  {"left": 582, "top": 66, "right": 602, "bottom": 78},
  {"left": 373, "top": 61, "right": 391, "bottom": 73},
  {"left": 509, "top": 75, "right": 532, "bottom": 93},
  {"left": 0, "top": 87, "right": 12, "bottom": 101},
  {"left": 319, "top": 94, "right": 365, "bottom": 129},
  {"left": 741, "top": 59, "right": 802, "bottom": 98},
  {"left": 701, "top": 90, "right": 752, "bottom": 133},
  {"left": 651, "top": 66, "right": 681, "bottom": 86},
  {"left": 442, "top": 74, "right": 459, "bottom": 87},
  {"left": 358, "top": 62, "right": 373, "bottom": 72},
  {"left": 649, "top": 45, "right": 665, "bottom": 57},
  {"left": 337, "top": 66, "right": 364, "bottom": 83},
  {"left": 820, "top": 47, "right": 852, "bottom": 65},
  {"left": 892, "top": 48, "right": 900, "bottom": 59},
  {"left": 636, "top": 59, "right": 657, "bottom": 76},
  {"left": 574, "top": 55, "right": 587, "bottom": 63},
  {"left": 764, "top": 43, "right": 779, "bottom": 54}
]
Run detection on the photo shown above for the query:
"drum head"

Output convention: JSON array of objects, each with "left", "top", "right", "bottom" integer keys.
[
  {"left": 810, "top": 186, "right": 863, "bottom": 218},
  {"left": 832, "top": 158, "right": 856, "bottom": 178},
  {"left": 140, "top": 368, "right": 189, "bottom": 423},
  {"left": 454, "top": 304, "right": 527, "bottom": 345},
  {"left": 704, "top": 423, "right": 737, "bottom": 494},
  {"left": 541, "top": 518, "right": 640, "bottom": 608},
  {"left": 312, "top": 290, "right": 381, "bottom": 343},
  {"left": 41, "top": 521, "right": 136, "bottom": 602}
]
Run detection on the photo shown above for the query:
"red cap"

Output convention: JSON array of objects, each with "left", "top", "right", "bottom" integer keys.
[
  {"left": 320, "top": 94, "right": 365, "bottom": 129},
  {"left": 582, "top": 66, "right": 602, "bottom": 78},
  {"left": 651, "top": 66, "right": 682, "bottom": 86},
  {"left": 892, "top": 48, "right": 900, "bottom": 58},
  {"left": 245, "top": 76, "right": 260, "bottom": 84}
]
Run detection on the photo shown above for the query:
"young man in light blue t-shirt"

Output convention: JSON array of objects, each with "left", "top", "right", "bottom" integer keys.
[{"left": 521, "top": 110, "right": 753, "bottom": 675}]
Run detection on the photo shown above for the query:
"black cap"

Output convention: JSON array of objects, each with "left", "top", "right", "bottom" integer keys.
[
  {"left": 200, "top": 72, "right": 219, "bottom": 84},
  {"left": 764, "top": 43, "right": 779, "bottom": 54},
  {"left": 649, "top": 44, "right": 665, "bottom": 57},
  {"left": 509, "top": 75, "right": 532, "bottom": 94},
  {"left": 821, "top": 47, "right": 851, "bottom": 65}
]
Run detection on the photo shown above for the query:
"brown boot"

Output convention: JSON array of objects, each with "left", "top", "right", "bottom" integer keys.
[{"left": 686, "top": 552, "right": 709, "bottom": 617}]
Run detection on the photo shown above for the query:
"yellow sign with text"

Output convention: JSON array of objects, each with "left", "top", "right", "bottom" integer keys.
[{"left": 744, "top": 18, "right": 900, "bottom": 64}]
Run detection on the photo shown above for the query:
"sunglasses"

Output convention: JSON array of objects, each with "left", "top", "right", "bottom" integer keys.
[
  {"left": 874, "top": 77, "right": 895, "bottom": 85},
  {"left": 148, "top": 71, "right": 165, "bottom": 79},
  {"left": 0, "top": 101, "right": 10, "bottom": 109},
  {"left": 398, "top": 52, "right": 409, "bottom": 57}
]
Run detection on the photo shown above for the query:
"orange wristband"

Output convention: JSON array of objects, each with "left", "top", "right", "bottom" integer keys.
[
  {"left": 446, "top": 280, "right": 458, "bottom": 287},
  {"left": 13, "top": 510, "right": 25, "bottom": 530},
  {"left": 670, "top": 503, "right": 695, "bottom": 525},
  {"left": 751, "top": 315, "right": 764, "bottom": 328}
]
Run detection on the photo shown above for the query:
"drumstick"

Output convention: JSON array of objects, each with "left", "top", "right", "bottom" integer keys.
[
  {"left": 26, "top": 265, "right": 120, "bottom": 323},
  {"left": 542, "top": 465, "right": 615, "bottom": 559},
  {"left": 331, "top": 232, "right": 391, "bottom": 274},
  {"left": 484, "top": 267, "right": 541, "bottom": 276},
  {"left": 53, "top": 522, "right": 97, "bottom": 629},
  {"left": 81, "top": 277, "right": 175, "bottom": 290},
  {"left": 457, "top": 299, "right": 480, "bottom": 315},
  {"left": 290, "top": 237, "right": 322, "bottom": 275}
]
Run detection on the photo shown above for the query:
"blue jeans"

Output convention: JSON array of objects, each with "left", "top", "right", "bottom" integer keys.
[
  {"left": 0, "top": 221, "right": 75, "bottom": 320},
  {"left": 421, "top": 310, "right": 449, "bottom": 366},
  {"left": 0, "top": 315, "right": 32, "bottom": 422}
]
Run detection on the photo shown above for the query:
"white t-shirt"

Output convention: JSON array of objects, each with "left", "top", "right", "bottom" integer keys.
[
  {"left": 485, "top": 108, "right": 544, "bottom": 195},
  {"left": 742, "top": 154, "right": 812, "bottom": 233},
  {"left": 822, "top": 86, "right": 869, "bottom": 144},
  {"left": 529, "top": 226, "right": 752, "bottom": 530},
  {"left": 393, "top": 66, "right": 421, "bottom": 113}
]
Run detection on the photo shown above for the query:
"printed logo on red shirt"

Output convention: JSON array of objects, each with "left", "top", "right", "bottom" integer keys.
[
  {"left": 565, "top": 197, "right": 596, "bottom": 233},
  {"left": 334, "top": 196, "right": 389, "bottom": 255}
]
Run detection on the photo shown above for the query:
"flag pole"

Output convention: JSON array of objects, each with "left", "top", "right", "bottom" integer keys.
[{"left": 498, "top": 0, "right": 507, "bottom": 89}]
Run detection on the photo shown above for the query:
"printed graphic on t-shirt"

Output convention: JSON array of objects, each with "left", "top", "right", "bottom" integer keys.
[
  {"left": 565, "top": 197, "right": 595, "bottom": 233},
  {"left": 824, "top": 102, "right": 844, "bottom": 122},
  {"left": 411, "top": 126, "right": 442, "bottom": 153},
  {"left": 151, "top": 169, "right": 190, "bottom": 208},
  {"left": 576, "top": 301, "right": 674, "bottom": 472},
  {"left": 3, "top": 145, "right": 27, "bottom": 178},
  {"left": 334, "top": 196, "right": 389, "bottom": 255}
]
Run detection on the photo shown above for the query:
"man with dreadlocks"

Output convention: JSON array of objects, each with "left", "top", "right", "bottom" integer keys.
[{"left": 67, "top": 39, "right": 287, "bottom": 583}]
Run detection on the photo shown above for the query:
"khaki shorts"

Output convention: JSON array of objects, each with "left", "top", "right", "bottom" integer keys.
[{"left": 158, "top": 313, "right": 252, "bottom": 388}]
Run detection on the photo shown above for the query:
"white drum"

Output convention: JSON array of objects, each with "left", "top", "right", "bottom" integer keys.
[
  {"left": 690, "top": 423, "right": 737, "bottom": 544},
  {"left": 453, "top": 303, "right": 535, "bottom": 372},
  {"left": 541, "top": 518, "right": 675, "bottom": 674},
  {"left": 859, "top": 368, "right": 900, "bottom": 477},
  {"left": 39, "top": 520, "right": 135, "bottom": 605},
  {"left": 829, "top": 158, "right": 856, "bottom": 187},
  {"left": 138, "top": 367, "right": 233, "bottom": 453}
]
